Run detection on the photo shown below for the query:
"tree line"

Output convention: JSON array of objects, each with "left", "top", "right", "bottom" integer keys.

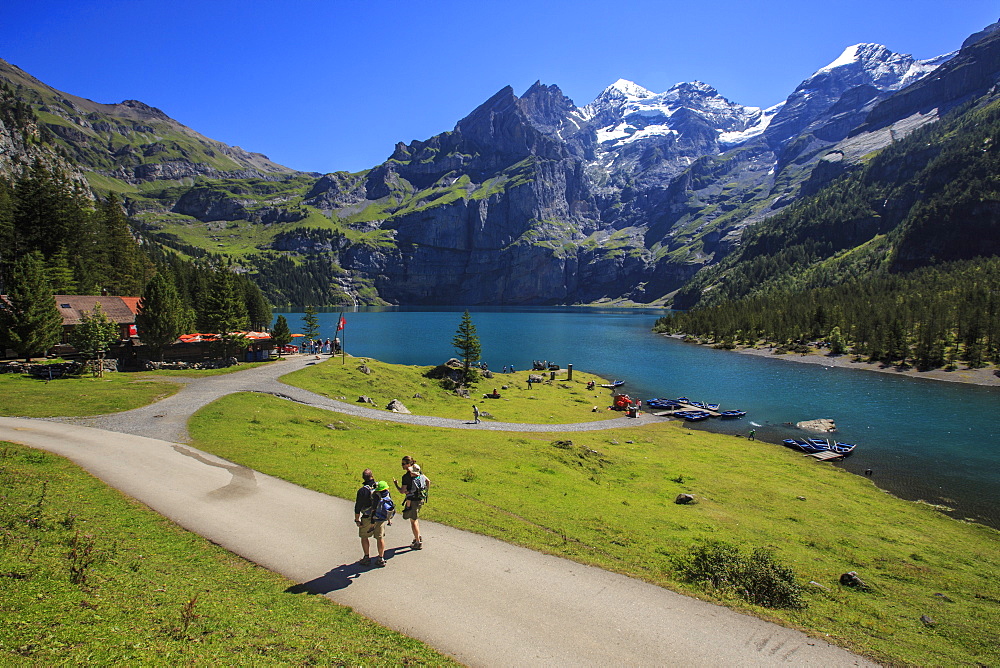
[
  {"left": 674, "top": 98, "right": 1000, "bottom": 311},
  {"left": 654, "top": 257, "right": 1000, "bottom": 371},
  {"left": 0, "top": 162, "right": 272, "bottom": 361}
]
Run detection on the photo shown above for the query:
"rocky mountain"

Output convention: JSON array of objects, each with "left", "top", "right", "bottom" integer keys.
[
  {"left": 280, "top": 33, "right": 968, "bottom": 306},
  {"left": 3, "top": 21, "right": 998, "bottom": 308},
  {"left": 0, "top": 58, "right": 298, "bottom": 186}
]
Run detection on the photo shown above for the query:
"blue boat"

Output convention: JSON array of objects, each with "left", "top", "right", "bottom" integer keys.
[
  {"left": 807, "top": 438, "right": 831, "bottom": 450},
  {"left": 783, "top": 438, "right": 826, "bottom": 453},
  {"left": 646, "top": 398, "right": 682, "bottom": 409},
  {"left": 675, "top": 410, "right": 711, "bottom": 422},
  {"left": 828, "top": 442, "right": 857, "bottom": 455},
  {"left": 719, "top": 410, "right": 746, "bottom": 418}
]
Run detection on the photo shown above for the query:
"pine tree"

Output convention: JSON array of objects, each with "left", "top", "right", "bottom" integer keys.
[
  {"left": 70, "top": 302, "right": 120, "bottom": 375},
  {"left": 45, "top": 247, "right": 78, "bottom": 295},
  {"left": 98, "top": 193, "right": 151, "bottom": 296},
  {"left": 0, "top": 251, "right": 64, "bottom": 361},
  {"left": 302, "top": 305, "right": 320, "bottom": 340},
  {"left": 452, "top": 310, "right": 481, "bottom": 383},
  {"left": 136, "top": 273, "right": 188, "bottom": 361},
  {"left": 199, "top": 270, "right": 250, "bottom": 362},
  {"left": 0, "top": 177, "right": 14, "bottom": 287},
  {"left": 270, "top": 315, "right": 292, "bottom": 357},
  {"left": 241, "top": 276, "right": 272, "bottom": 331}
]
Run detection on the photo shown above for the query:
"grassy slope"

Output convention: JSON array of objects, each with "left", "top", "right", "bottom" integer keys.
[
  {"left": 0, "top": 374, "right": 180, "bottom": 418},
  {"left": 186, "top": 361, "right": 1000, "bottom": 667},
  {"left": 2, "top": 358, "right": 998, "bottom": 664},
  {"left": 280, "top": 356, "right": 617, "bottom": 423},
  {"left": 0, "top": 362, "right": 274, "bottom": 418},
  {"left": 0, "top": 442, "right": 457, "bottom": 665}
]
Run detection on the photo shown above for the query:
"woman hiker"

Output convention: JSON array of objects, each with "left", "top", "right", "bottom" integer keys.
[{"left": 393, "top": 455, "right": 426, "bottom": 550}]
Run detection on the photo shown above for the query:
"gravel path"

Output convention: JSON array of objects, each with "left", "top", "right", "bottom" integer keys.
[{"left": 51, "top": 354, "right": 662, "bottom": 440}]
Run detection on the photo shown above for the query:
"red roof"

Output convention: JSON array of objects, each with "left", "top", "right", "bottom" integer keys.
[
  {"left": 177, "top": 331, "right": 272, "bottom": 343},
  {"left": 120, "top": 297, "right": 141, "bottom": 315}
]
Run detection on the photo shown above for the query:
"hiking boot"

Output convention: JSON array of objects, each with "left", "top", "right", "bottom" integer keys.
[
  {"left": 358, "top": 556, "right": 371, "bottom": 567},
  {"left": 411, "top": 539, "right": 423, "bottom": 550},
  {"left": 374, "top": 556, "right": 386, "bottom": 567}
]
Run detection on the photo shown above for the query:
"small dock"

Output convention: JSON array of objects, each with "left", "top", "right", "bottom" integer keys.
[{"left": 651, "top": 402, "right": 722, "bottom": 418}]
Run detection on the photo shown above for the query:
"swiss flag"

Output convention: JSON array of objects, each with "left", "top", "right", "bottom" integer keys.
[{"left": 337, "top": 315, "right": 346, "bottom": 331}]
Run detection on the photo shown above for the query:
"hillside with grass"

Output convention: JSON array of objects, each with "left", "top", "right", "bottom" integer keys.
[
  {"left": 186, "top": 359, "right": 999, "bottom": 666},
  {"left": 0, "top": 440, "right": 457, "bottom": 665},
  {"left": 8, "top": 25, "right": 1000, "bottom": 308},
  {"left": 1, "top": 355, "right": 998, "bottom": 664}
]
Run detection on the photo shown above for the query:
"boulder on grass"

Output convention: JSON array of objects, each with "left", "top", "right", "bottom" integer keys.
[
  {"left": 386, "top": 399, "right": 410, "bottom": 414},
  {"left": 675, "top": 493, "right": 695, "bottom": 504},
  {"left": 839, "top": 571, "right": 869, "bottom": 589}
]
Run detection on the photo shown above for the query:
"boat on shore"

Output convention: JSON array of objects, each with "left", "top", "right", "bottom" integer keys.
[
  {"left": 646, "top": 398, "right": 682, "bottom": 409},
  {"left": 783, "top": 438, "right": 825, "bottom": 453},
  {"left": 601, "top": 380, "right": 625, "bottom": 389},
  {"left": 782, "top": 437, "right": 858, "bottom": 456},
  {"left": 828, "top": 441, "right": 857, "bottom": 455},
  {"left": 674, "top": 410, "right": 711, "bottom": 422}
]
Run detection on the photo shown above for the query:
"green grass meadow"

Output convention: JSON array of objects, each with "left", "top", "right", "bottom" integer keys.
[
  {"left": 2, "top": 357, "right": 999, "bottom": 665},
  {"left": 0, "top": 373, "right": 180, "bottom": 418},
  {"left": 281, "top": 356, "right": 617, "bottom": 423},
  {"left": 187, "top": 378, "right": 1000, "bottom": 666},
  {"left": 0, "top": 441, "right": 457, "bottom": 665},
  {"left": 0, "top": 361, "right": 276, "bottom": 418}
]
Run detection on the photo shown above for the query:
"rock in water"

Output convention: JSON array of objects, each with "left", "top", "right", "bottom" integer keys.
[{"left": 797, "top": 418, "right": 837, "bottom": 432}]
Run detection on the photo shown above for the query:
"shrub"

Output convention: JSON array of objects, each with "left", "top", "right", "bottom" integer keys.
[{"left": 674, "top": 540, "right": 806, "bottom": 609}]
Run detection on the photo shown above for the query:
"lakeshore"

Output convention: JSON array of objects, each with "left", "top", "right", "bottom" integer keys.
[
  {"left": 740, "top": 346, "right": 1000, "bottom": 386},
  {"left": 669, "top": 335, "right": 1000, "bottom": 388}
]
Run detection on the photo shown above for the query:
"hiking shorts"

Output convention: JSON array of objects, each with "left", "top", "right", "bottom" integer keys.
[
  {"left": 359, "top": 517, "right": 386, "bottom": 539},
  {"left": 403, "top": 502, "right": 422, "bottom": 520}
]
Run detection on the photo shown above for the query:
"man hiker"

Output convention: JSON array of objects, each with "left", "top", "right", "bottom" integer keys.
[
  {"left": 354, "top": 470, "right": 392, "bottom": 567},
  {"left": 473, "top": 404, "right": 480, "bottom": 424},
  {"left": 749, "top": 429, "right": 756, "bottom": 441}
]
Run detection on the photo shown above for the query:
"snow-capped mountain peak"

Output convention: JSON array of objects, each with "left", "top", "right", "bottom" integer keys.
[
  {"left": 818, "top": 43, "right": 868, "bottom": 72},
  {"left": 607, "top": 78, "right": 655, "bottom": 99},
  {"left": 581, "top": 77, "right": 764, "bottom": 151},
  {"left": 805, "top": 43, "right": 953, "bottom": 92}
]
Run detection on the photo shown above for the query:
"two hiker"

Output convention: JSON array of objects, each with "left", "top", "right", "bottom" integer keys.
[{"left": 354, "top": 457, "right": 430, "bottom": 566}]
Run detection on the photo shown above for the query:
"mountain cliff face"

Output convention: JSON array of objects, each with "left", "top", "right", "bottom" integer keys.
[
  {"left": 285, "top": 34, "right": 968, "bottom": 306},
  {"left": 3, "top": 21, "right": 998, "bottom": 308}
]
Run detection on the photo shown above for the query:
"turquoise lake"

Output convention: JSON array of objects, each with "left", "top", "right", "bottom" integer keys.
[{"left": 276, "top": 306, "right": 1000, "bottom": 529}]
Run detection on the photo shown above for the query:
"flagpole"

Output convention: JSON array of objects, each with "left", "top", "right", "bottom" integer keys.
[{"left": 338, "top": 311, "right": 346, "bottom": 365}]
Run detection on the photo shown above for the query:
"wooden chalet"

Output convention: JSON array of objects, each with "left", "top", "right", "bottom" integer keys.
[{"left": 53, "top": 295, "right": 139, "bottom": 342}]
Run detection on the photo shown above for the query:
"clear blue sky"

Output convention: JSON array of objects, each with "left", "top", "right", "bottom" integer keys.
[{"left": 4, "top": 1, "right": 997, "bottom": 174}]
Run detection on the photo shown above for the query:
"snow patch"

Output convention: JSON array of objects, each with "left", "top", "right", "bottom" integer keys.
[{"left": 819, "top": 44, "right": 863, "bottom": 72}]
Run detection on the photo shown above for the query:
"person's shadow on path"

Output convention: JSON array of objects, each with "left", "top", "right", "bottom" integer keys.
[{"left": 284, "top": 547, "right": 414, "bottom": 594}]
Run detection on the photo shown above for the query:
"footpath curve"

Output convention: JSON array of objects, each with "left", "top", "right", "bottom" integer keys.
[
  {"left": 0, "top": 357, "right": 876, "bottom": 666},
  {"left": 52, "top": 355, "right": 661, "bottom": 442}
]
